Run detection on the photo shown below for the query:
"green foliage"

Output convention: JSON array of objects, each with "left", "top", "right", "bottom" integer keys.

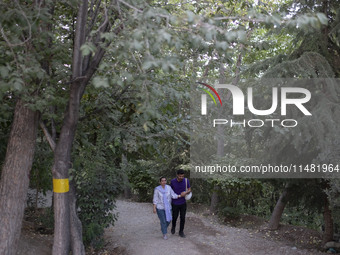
[
  {"left": 269, "top": 180, "right": 327, "bottom": 230},
  {"left": 212, "top": 178, "right": 326, "bottom": 230},
  {"left": 72, "top": 90, "right": 131, "bottom": 248},
  {"left": 0, "top": 98, "right": 14, "bottom": 170},
  {"left": 73, "top": 114, "right": 125, "bottom": 248},
  {"left": 25, "top": 207, "right": 54, "bottom": 235},
  {"left": 232, "top": 180, "right": 276, "bottom": 219},
  {"left": 82, "top": 222, "right": 105, "bottom": 249},
  {"left": 0, "top": 0, "right": 55, "bottom": 98},
  {"left": 30, "top": 133, "right": 53, "bottom": 194},
  {"left": 212, "top": 178, "right": 266, "bottom": 217},
  {"left": 326, "top": 178, "right": 340, "bottom": 234},
  {"left": 74, "top": 163, "right": 122, "bottom": 248},
  {"left": 187, "top": 178, "right": 212, "bottom": 204},
  {"left": 1, "top": 0, "right": 340, "bottom": 249},
  {"left": 127, "top": 161, "right": 159, "bottom": 202},
  {"left": 35, "top": 207, "right": 54, "bottom": 234},
  {"left": 221, "top": 206, "right": 242, "bottom": 219},
  {"left": 281, "top": 205, "right": 323, "bottom": 230}
]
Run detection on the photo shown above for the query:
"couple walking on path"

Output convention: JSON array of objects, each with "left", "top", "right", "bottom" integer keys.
[{"left": 153, "top": 169, "right": 192, "bottom": 240}]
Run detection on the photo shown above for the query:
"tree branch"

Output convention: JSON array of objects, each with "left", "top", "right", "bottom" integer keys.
[
  {"left": 117, "top": 0, "right": 143, "bottom": 13},
  {"left": 72, "top": 0, "right": 88, "bottom": 79},
  {"left": 96, "top": 3, "right": 108, "bottom": 34},
  {"left": 86, "top": 0, "right": 101, "bottom": 37},
  {"left": 39, "top": 120, "right": 56, "bottom": 151}
]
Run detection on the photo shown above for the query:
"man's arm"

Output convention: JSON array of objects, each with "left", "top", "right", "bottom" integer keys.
[{"left": 186, "top": 178, "right": 191, "bottom": 193}]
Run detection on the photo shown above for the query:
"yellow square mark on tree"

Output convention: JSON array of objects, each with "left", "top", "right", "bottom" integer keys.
[{"left": 53, "top": 179, "right": 69, "bottom": 193}]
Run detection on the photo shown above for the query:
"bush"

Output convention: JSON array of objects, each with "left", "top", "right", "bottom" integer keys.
[
  {"left": 220, "top": 206, "right": 241, "bottom": 219},
  {"left": 127, "top": 160, "right": 159, "bottom": 202},
  {"left": 211, "top": 177, "right": 268, "bottom": 218},
  {"left": 82, "top": 222, "right": 105, "bottom": 248},
  {"left": 35, "top": 207, "right": 54, "bottom": 234},
  {"left": 74, "top": 165, "right": 123, "bottom": 248}
]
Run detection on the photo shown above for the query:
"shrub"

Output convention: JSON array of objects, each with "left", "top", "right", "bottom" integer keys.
[
  {"left": 127, "top": 160, "right": 158, "bottom": 202},
  {"left": 74, "top": 165, "right": 123, "bottom": 248}
]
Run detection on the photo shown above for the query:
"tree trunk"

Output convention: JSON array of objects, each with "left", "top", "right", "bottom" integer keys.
[
  {"left": 323, "top": 197, "right": 333, "bottom": 244},
  {"left": 52, "top": 0, "right": 88, "bottom": 253},
  {"left": 122, "top": 153, "right": 131, "bottom": 199},
  {"left": 0, "top": 99, "right": 39, "bottom": 255},
  {"left": 210, "top": 64, "right": 226, "bottom": 214},
  {"left": 69, "top": 181, "right": 85, "bottom": 254},
  {"left": 210, "top": 186, "right": 219, "bottom": 214},
  {"left": 268, "top": 187, "right": 289, "bottom": 230},
  {"left": 210, "top": 108, "right": 223, "bottom": 213},
  {"left": 51, "top": 0, "right": 114, "bottom": 251},
  {"left": 45, "top": 88, "right": 85, "bottom": 254},
  {"left": 52, "top": 82, "right": 83, "bottom": 254}
]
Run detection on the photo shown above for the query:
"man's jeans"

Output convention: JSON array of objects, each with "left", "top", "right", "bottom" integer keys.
[
  {"left": 156, "top": 208, "right": 170, "bottom": 234},
  {"left": 171, "top": 203, "right": 187, "bottom": 233}
]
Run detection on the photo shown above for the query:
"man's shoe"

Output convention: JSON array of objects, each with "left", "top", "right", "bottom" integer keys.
[
  {"left": 163, "top": 234, "right": 168, "bottom": 240},
  {"left": 171, "top": 228, "right": 175, "bottom": 234},
  {"left": 179, "top": 232, "right": 186, "bottom": 238}
]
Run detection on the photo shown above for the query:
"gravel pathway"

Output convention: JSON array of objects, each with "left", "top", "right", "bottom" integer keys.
[{"left": 104, "top": 200, "right": 325, "bottom": 255}]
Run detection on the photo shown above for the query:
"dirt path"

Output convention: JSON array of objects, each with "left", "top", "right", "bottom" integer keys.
[{"left": 104, "top": 200, "right": 325, "bottom": 255}]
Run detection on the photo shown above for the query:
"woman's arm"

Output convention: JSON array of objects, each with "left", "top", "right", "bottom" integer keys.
[
  {"left": 153, "top": 188, "right": 160, "bottom": 210},
  {"left": 170, "top": 186, "right": 188, "bottom": 199},
  {"left": 170, "top": 187, "right": 181, "bottom": 199}
]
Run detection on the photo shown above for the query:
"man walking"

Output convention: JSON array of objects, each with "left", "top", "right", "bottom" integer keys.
[{"left": 170, "top": 169, "right": 191, "bottom": 238}]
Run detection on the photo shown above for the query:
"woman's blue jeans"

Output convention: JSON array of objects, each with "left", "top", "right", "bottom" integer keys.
[{"left": 156, "top": 208, "right": 170, "bottom": 234}]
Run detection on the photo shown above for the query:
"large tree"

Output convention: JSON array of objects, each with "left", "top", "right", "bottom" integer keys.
[
  {"left": 0, "top": 1, "right": 52, "bottom": 253},
  {"left": 245, "top": 0, "right": 340, "bottom": 241},
  {"left": 0, "top": 0, "right": 119, "bottom": 253}
]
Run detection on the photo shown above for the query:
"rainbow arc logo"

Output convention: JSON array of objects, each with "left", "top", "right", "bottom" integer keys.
[
  {"left": 197, "top": 82, "right": 223, "bottom": 115},
  {"left": 196, "top": 82, "right": 222, "bottom": 106}
]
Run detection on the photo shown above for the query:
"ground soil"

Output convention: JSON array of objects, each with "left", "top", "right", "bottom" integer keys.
[
  {"left": 104, "top": 200, "right": 325, "bottom": 255},
  {"left": 18, "top": 199, "right": 327, "bottom": 255}
]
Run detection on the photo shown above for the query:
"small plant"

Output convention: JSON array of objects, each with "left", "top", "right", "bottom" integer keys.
[
  {"left": 35, "top": 207, "right": 54, "bottom": 234},
  {"left": 220, "top": 206, "right": 241, "bottom": 219},
  {"left": 83, "top": 222, "right": 105, "bottom": 249}
]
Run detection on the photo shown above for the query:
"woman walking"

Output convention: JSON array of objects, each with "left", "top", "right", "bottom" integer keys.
[{"left": 153, "top": 177, "right": 186, "bottom": 240}]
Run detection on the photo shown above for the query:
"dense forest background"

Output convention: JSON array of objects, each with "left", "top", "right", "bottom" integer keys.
[{"left": 1, "top": 0, "right": 340, "bottom": 254}]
